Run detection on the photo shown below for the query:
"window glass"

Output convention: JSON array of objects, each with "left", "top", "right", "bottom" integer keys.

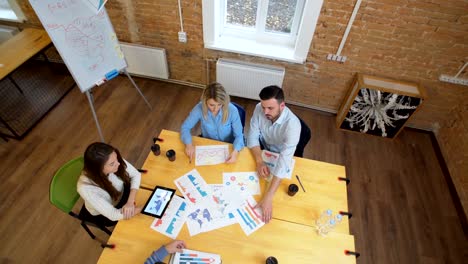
[
  {"left": 226, "top": 0, "right": 258, "bottom": 28},
  {"left": 265, "top": 0, "right": 298, "bottom": 34}
]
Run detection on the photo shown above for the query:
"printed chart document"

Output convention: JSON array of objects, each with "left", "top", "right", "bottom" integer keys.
[
  {"left": 261, "top": 150, "right": 296, "bottom": 179},
  {"left": 170, "top": 249, "right": 221, "bottom": 264},
  {"left": 195, "top": 145, "right": 229, "bottom": 166},
  {"left": 223, "top": 172, "right": 260, "bottom": 196},
  {"left": 233, "top": 196, "right": 265, "bottom": 236},
  {"left": 174, "top": 169, "right": 213, "bottom": 206},
  {"left": 150, "top": 196, "right": 187, "bottom": 239}
]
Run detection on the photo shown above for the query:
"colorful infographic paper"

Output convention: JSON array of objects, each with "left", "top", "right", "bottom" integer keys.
[
  {"left": 172, "top": 249, "right": 221, "bottom": 264},
  {"left": 233, "top": 196, "right": 265, "bottom": 236},
  {"left": 195, "top": 145, "right": 229, "bottom": 166},
  {"left": 223, "top": 172, "right": 260, "bottom": 196},
  {"left": 174, "top": 169, "right": 213, "bottom": 206},
  {"left": 261, "top": 150, "right": 296, "bottom": 179},
  {"left": 150, "top": 196, "right": 187, "bottom": 239}
]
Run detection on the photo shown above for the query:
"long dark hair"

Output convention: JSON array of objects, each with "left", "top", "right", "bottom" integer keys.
[{"left": 83, "top": 142, "right": 130, "bottom": 201}]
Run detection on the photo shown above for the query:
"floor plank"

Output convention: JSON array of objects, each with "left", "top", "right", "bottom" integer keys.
[{"left": 0, "top": 72, "right": 467, "bottom": 263}]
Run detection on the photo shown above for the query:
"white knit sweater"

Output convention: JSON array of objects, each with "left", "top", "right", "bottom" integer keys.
[{"left": 77, "top": 160, "right": 141, "bottom": 221}]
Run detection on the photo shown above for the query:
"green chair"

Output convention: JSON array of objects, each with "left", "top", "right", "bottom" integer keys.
[{"left": 49, "top": 157, "right": 114, "bottom": 248}]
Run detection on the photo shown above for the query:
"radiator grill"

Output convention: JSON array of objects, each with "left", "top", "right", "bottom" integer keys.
[{"left": 216, "top": 58, "right": 285, "bottom": 100}]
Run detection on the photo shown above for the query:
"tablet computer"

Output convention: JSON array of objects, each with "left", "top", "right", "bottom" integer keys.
[{"left": 141, "top": 186, "right": 176, "bottom": 218}]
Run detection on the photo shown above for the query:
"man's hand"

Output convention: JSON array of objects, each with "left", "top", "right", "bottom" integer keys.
[
  {"left": 255, "top": 196, "right": 273, "bottom": 223},
  {"left": 165, "top": 240, "right": 187, "bottom": 254},
  {"left": 256, "top": 160, "right": 270, "bottom": 178}
]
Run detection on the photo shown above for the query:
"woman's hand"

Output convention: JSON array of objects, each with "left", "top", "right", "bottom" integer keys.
[
  {"left": 122, "top": 201, "right": 135, "bottom": 219},
  {"left": 185, "top": 144, "right": 195, "bottom": 163},
  {"left": 225, "top": 150, "right": 239, "bottom": 164}
]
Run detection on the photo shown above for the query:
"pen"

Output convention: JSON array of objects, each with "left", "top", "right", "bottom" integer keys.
[{"left": 296, "top": 175, "right": 306, "bottom": 192}]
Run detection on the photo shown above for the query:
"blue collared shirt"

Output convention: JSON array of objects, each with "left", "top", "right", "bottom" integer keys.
[
  {"left": 247, "top": 103, "right": 301, "bottom": 178},
  {"left": 181, "top": 102, "right": 244, "bottom": 151}
]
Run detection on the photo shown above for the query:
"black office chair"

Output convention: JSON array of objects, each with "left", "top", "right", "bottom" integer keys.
[
  {"left": 232, "top": 102, "right": 246, "bottom": 131},
  {"left": 294, "top": 117, "right": 311, "bottom": 158}
]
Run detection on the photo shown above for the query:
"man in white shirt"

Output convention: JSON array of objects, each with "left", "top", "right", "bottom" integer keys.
[{"left": 247, "top": 85, "right": 301, "bottom": 223}]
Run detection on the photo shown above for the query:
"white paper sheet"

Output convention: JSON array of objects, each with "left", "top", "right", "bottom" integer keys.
[
  {"left": 223, "top": 172, "right": 260, "bottom": 196},
  {"left": 195, "top": 145, "right": 229, "bottom": 166},
  {"left": 262, "top": 150, "right": 296, "bottom": 179},
  {"left": 150, "top": 196, "right": 187, "bottom": 239},
  {"left": 233, "top": 196, "right": 265, "bottom": 236},
  {"left": 174, "top": 169, "right": 213, "bottom": 206},
  {"left": 171, "top": 249, "right": 221, "bottom": 264}
]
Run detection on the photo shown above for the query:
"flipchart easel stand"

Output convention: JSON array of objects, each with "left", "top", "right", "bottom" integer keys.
[{"left": 85, "top": 69, "right": 152, "bottom": 142}]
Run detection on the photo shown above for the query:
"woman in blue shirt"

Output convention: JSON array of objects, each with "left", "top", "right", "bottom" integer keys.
[{"left": 181, "top": 82, "right": 244, "bottom": 163}]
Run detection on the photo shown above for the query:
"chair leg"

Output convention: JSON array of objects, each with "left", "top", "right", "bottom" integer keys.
[
  {"left": 97, "top": 224, "right": 112, "bottom": 236},
  {"left": 81, "top": 222, "right": 96, "bottom": 240},
  {"left": 82, "top": 221, "right": 115, "bottom": 248}
]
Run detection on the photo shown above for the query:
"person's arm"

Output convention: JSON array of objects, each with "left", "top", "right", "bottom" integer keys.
[
  {"left": 226, "top": 104, "right": 244, "bottom": 163},
  {"left": 77, "top": 182, "right": 124, "bottom": 221},
  {"left": 247, "top": 104, "right": 269, "bottom": 176},
  {"left": 144, "top": 246, "right": 168, "bottom": 264},
  {"left": 270, "top": 121, "right": 301, "bottom": 179},
  {"left": 145, "top": 240, "right": 186, "bottom": 264},
  {"left": 181, "top": 103, "right": 202, "bottom": 161},
  {"left": 122, "top": 160, "right": 142, "bottom": 219},
  {"left": 250, "top": 146, "right": 269, "bottom": 178},
  {"left": 256, "top": 176, "right": 282, "bottom": 223}
]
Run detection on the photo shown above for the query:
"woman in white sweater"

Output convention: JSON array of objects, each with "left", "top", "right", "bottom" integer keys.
[{"left": 77, "top": 142, "right": 141, "bottom": 226}]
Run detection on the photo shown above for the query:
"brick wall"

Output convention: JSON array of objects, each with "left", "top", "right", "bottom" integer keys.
[
  {"left": 7, "top": 0, "right": 468, "bottom": 212},
  {"left": 437, "top": 99, "right": 468, "bottom": 217}
]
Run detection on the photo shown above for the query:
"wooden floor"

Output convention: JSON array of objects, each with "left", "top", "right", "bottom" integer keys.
[{"left": 0, "top": 75, "right": 467, "bottom": 264}]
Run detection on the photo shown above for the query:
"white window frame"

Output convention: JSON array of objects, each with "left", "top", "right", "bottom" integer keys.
[
  {"left": 202, "top": 0, "right": 323, "bottom": 64},
  {"left": 0, "top": 0, "right": 26, "bottom": 22}
]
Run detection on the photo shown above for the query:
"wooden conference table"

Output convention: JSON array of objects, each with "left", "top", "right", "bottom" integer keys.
[
  {"left": 141, "top": 130, "right": 350, "bottom": 233},
  {"left": 0, "top": 28, "right": 51, "bottom": 80},
  {"left": 98, "top": 130, "right": 355, "bottom": 263},
  {"left": 98, "top": 189, "right": 355, "bottom": 264}
]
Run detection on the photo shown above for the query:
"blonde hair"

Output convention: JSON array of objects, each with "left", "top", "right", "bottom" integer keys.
[{"left": 201, "top": 82, "right": 230, "bottom": 123}]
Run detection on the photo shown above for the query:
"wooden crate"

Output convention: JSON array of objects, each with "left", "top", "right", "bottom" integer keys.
[{"left": 336, "top": 73, "right": 426, "bottom": 139}]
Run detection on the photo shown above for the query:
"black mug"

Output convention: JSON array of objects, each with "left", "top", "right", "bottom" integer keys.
[
  {"left": 166, "top": 149, "right": 176, "bottom": 162},
  {"left": 266, "top": 256, "right": 278, "bottom": 264},
  {"left": 288, "top": 184, "right": 299, "bottom": 196},
  {"left": 151, "top": 144, "right": 160, "bottom": 156}
]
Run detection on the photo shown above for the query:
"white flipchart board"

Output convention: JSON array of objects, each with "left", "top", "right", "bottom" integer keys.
[{"left": 29, "top": 0, "right": 127, "bottom": 92}]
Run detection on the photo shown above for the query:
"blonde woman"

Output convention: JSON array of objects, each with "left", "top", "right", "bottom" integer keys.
[{"left": 181, "top": 82, "right": 244, "bottom": 163}]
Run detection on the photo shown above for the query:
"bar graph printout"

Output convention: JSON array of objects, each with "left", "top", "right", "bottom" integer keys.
[
  {"left": 233, "top": 196, "right": 265, "bottom": 236},
  {"left": 174, "top": 169, "right": 213, "bottom": 206},
  {"left": 262, "top": 150, "right": 296, "bottom": 179},
  {"left": 195, "top": 145, "right": 229, "bottom": 166},
  {"left": 150, "top": 196, "right": 187, "bottom": 239},
  {"left": 170, "top": 249, "right": 221, "bottom": 264}
]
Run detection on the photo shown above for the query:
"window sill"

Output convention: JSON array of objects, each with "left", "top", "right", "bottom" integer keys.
[
  {"left": 0, "top": 9, "right": 22, "bottom": 22},
  {"left": 205, "top": 36, "right": 305, "bottom": 64}
]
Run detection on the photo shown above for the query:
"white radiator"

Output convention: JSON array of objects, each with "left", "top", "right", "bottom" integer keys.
[
  {"left": 216, "top": 58, "right": 285, "bottom": 100},
  {"left": 120, "top": 43, "right": 169, "bottom": 79}
]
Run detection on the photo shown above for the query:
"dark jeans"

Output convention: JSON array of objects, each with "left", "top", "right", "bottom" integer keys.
[{"left": 79, "top": 183, "right": 130, "bottom": 227}]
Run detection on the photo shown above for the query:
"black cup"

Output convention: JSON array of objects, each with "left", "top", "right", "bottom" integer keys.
[
  {"left": 151, "top": 144, "right": 160, "bottom": 156},
  {"left": 166, "top": 149, "right": 176, "bottom": 162},
  {"left": 266, "top": 256, "right": 278, "bottom": 264},
  {"left": 288, "top": 184, "right": 299, "bottom": 196}
]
